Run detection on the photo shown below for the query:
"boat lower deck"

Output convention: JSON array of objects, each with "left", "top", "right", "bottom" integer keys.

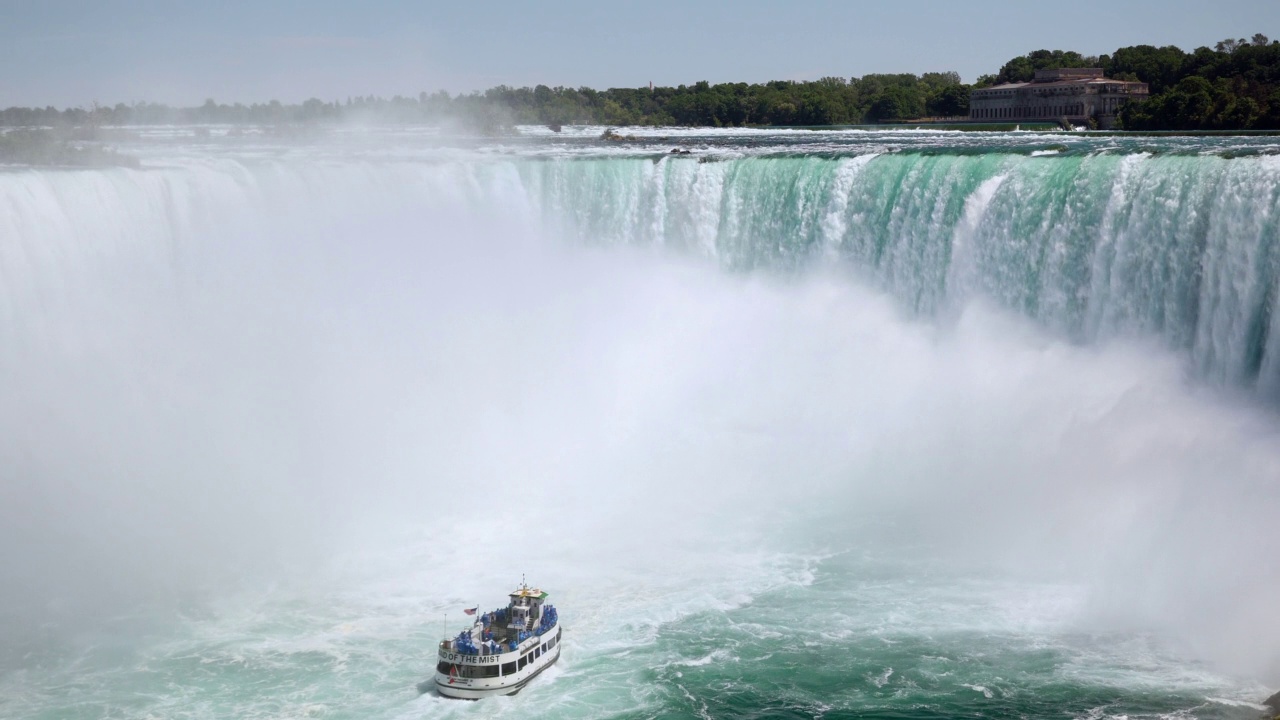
[
  {"left": 425, "top": 624, "right": 563, "bottom": 699},
  {"left": 431, "top": 646, "right": 560, "bottom": 699}
]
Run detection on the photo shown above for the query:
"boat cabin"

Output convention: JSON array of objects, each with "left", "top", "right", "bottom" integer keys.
[
  {"left": 430, "top": 583, "right": 562, "bottom": 699},
  {"left": 506, "top": 586, "right": 548, "bottom": 632}
]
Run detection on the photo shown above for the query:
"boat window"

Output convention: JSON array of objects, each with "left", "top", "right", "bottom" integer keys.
[
  {"left": 518, "top": 656, "right": 527, "bottom": 670},
  {"left": 440, "top": 662, "right": 475, "bottom": 679},
  {"left": 479, "top": 665, "right": 500, "bottom": 679},
  {"left": 533, "top": 647, "right": 540, "bottom": 659},
  {"left": 501, "top": 661, "right": 516, "bottom": 675}
]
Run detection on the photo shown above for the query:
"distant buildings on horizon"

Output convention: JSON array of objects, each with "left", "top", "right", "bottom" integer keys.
[{"left": 968, "top": 68, "right": 1149, "bottom": 128}]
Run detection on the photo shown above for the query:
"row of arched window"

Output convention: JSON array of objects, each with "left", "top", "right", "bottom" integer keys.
[{"left": 972, "top": 104, "right": 1087, "bottom": 119}]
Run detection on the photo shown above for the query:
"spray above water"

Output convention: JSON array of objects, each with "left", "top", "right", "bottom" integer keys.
[{"left": 1, "top": 129, "right": 1279, "bottom": 718}]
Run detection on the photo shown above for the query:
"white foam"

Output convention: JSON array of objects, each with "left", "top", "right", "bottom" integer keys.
[{"left": 962, "top": 683, "right": 995, "bottom": 698}]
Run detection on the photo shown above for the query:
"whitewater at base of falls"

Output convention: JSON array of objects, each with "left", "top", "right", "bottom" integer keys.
[{"left": 1, "top": 127, "right": 1280, "bottom": 719}]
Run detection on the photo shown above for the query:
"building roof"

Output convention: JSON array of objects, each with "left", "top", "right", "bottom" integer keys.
[
  {"left": 973, "top": 77, "right": 1147, "bottom": 94},
  {"left": 1034, "top": 68, "right": 1104, "bottom": 81}
]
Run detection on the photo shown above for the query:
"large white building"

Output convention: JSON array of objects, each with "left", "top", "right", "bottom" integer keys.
[{"left": 969, "top": 68, "right": 1149, "bottom": 128}]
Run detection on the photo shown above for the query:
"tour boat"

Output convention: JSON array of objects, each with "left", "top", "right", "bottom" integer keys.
[{"left": 422, "top": 583, "right": 562, "bottom": 699}]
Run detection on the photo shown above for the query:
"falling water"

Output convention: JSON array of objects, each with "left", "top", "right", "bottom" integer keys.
[{"left": 1, "top": 127, "right": 1278, "bottom": 719}]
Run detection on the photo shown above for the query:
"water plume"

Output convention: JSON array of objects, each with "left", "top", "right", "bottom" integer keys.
[{"left": 1, "top": 133, "right": 1279, "bottom": 718}]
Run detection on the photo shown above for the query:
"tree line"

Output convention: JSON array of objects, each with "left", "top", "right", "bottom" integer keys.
[
  {"left": 1, "top": 33, "right": 1278, "bottom": 131},
  {"left": 0, "top": 74, "right": 970, "bottom": 131}
]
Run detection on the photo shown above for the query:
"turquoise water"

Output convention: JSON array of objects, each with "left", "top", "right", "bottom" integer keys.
[
  {"left": 1, "top": 126, "right": 1279, "bottom": 719},
  {"left": 512, "top": 148, "right": 1280, "bottom": 394}
]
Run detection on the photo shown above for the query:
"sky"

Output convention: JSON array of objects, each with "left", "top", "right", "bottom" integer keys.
[{"left": 2, "top": 0, "right": 1278, "bottom": 108}]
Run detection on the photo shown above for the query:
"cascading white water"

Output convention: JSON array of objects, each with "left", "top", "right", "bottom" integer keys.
[
  {"left": 509, "top": 151, "right": 1280, "bottom": 396},
  {"left": 5, "top": 149, "right": 1279, "bottom": 394},
  {"left": 2, "top": 130, "right": 1279, "bottom": 719}
]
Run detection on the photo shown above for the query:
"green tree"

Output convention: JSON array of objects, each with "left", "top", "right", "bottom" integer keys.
[
  {"left": 1106, "top": 45, "right": 1186, "bottom": 93},
  {"left": 996, "top": 50, "right": 1094, "bottom": 84},
  {"left": 867, "top": 87, "right": 922, "bottom": 121},
  {"left": 927, "top": 84, "right": 969, "bottom": 117}
]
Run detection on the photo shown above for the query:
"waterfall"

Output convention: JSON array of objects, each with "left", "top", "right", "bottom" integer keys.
[
  {"left": 4, "top": 137, "right": 1280, "bottom": 719},
  {"left": 516, "top": 151, "right": 1280, "bottom": 395},
  {"left": 4, "top": 149, "right": 1279, "bottom": 396}
]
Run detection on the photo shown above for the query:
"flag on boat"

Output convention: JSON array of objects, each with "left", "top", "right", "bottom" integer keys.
[{"left": 463, "top": 607, "right": 478, "bottom": 616}]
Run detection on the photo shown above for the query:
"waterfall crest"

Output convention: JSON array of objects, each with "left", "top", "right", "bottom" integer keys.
[{"left": 4, "top": 150, "right": 1279, "bottom": 395}]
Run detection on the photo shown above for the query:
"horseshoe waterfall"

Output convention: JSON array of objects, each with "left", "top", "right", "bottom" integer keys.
[{"left": 2, "top": 128, "right": 1279, "bottom": 720}]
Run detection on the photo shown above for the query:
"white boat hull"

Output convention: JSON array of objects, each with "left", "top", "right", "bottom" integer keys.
[
  {"left": 433, "top": 643, "right": 560, "bottom": 699},
  {"left": 431, "top": 623, "right": 562, "bottom": 700}
]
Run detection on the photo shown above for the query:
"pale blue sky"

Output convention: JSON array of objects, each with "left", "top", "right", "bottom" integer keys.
[{"left": 2, "top": 0, "right": 1277, "bottom": 107}]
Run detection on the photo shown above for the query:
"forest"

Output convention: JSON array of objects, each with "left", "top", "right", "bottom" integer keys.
[{"left": 1, "top": 34, "right": 1277, "bottom": 131}]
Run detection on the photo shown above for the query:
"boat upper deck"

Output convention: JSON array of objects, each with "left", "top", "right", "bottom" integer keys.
[{"left": 440, "top": 585, "right": 559, "bottom": 661}]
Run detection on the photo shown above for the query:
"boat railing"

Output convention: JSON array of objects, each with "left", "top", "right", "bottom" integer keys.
[{"left": 438, "top": 607, "right": 558, "bottom": 657}]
